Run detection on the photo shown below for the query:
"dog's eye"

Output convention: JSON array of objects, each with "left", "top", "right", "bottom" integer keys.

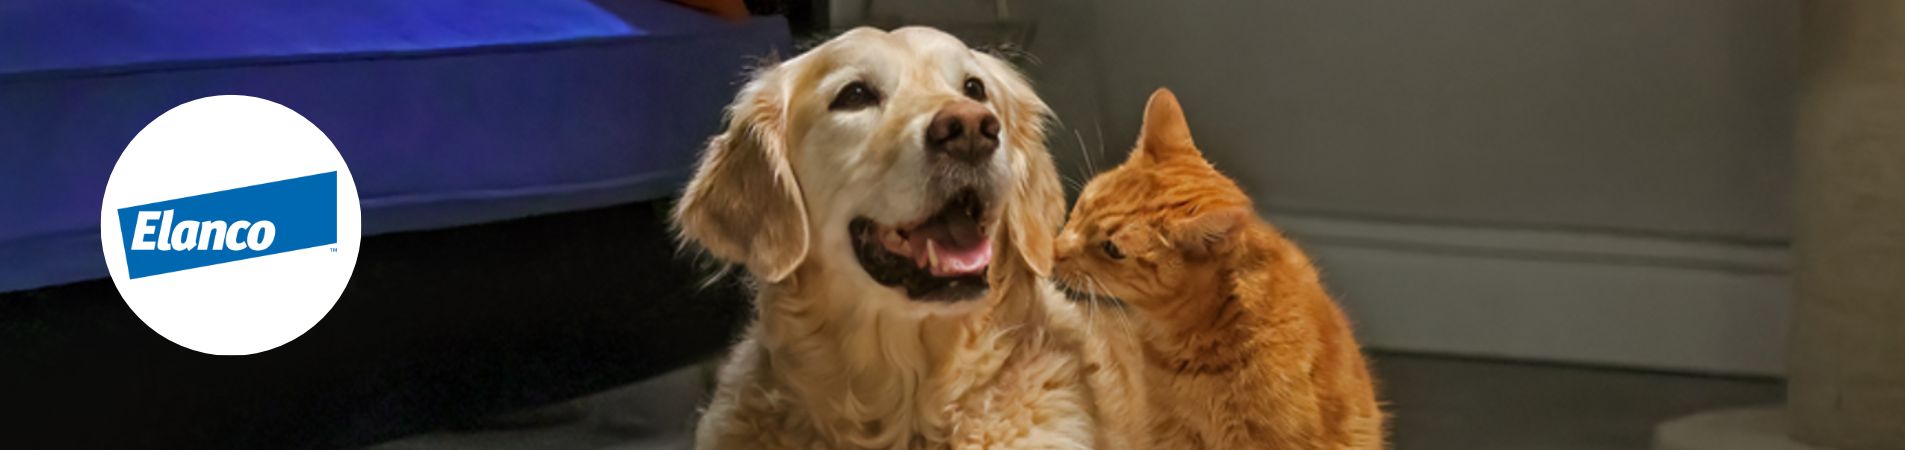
[
  {"left": 963, "top": 77, "right": 988, "bottom": 102},
  {"left": 1100, "top": 241, "right": 1125, "bottom": 260},
  {"left": 830, "top": 81, "right": 881, "bottom": 111}
]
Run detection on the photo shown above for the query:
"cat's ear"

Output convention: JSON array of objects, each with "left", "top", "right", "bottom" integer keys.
[
  {"left": 1133, "top": 87, "right": 1203, "bottom": 163},
  {"left": 1168, "top": 206, "right": 1250, "bottom": 259}
]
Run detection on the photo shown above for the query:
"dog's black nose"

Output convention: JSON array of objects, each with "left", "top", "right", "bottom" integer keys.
[{"left": 926, "top": 101, "right": 1000, "bottom": 163}]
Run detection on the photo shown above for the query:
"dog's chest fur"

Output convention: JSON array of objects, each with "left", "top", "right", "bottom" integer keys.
[{"left": 694, "top": 279, "right": 1096, "bottom": 450}]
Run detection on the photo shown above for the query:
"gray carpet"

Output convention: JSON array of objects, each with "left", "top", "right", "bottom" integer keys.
[
  {"left": 365, "top": 364, "right": 708, "bottom": 450},
  {"left": 1376, "top": 353, "right": 1781, "bottom": 450},
  {"left": 366, "top": 353, "right": 1782, "bottom": 450}
]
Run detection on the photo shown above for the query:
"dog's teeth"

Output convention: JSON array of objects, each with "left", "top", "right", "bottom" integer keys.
[{"left": 927, "top": 239, "right": 942, "bottom": 271}]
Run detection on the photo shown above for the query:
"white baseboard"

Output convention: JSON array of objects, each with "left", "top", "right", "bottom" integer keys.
[{"left": 1267, "top": 211, "right": 1790, "bottom": 377}]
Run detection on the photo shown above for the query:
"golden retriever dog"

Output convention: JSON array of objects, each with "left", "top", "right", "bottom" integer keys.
[{"left": 673, "top": 27, "right": 1096, "bottom": 449}]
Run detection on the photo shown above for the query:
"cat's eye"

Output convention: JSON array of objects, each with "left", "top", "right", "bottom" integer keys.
[
  {"left": 1100, "top": 241, "right": 1125, "bottom": 260},
  {"left": 962, "top": 77, "right": 988, "bottom": 102},
  {"left": 830, "top": 81, "right": 882, "bottom": 111}
]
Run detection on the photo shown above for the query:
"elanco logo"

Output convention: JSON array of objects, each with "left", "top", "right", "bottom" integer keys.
[
  {"left": 120, "top": 172, "right": 338, "bottom": 279},
  {"left": 101, "top": 96, "right": 361, "bottom": 355}
]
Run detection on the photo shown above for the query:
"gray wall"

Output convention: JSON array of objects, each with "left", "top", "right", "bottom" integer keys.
[
  {"left": 837, "top": 0, "right": 1795, "bottom": 239},
  {"left": 1088, "top": 0, "right": 1796, "bottom": 241},
  {"left": 829, "top": 0, "right": 1798, "bottom": 375}
]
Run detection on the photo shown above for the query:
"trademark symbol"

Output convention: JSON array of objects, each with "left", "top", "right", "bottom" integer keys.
[{"left": 330, "top": 248, "right": 337, "bottom": 253}]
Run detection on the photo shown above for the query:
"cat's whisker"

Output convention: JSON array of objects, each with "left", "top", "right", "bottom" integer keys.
[
  {"left": 1085, "top": 275, "right": 1136, "bottom": 336},
  {"left": 1073, "top": 128, "right": 1097, "bottom": 176},
  {"left": 1083, "top": 288, "right": 1099, "bottom": 339},
  {"left": 1060, "top": 174, "right": 1084, "bottom": 192},
  {"left": 1066, "top": 274, "right": 1112, "bottom": 333},
  {"left": 1092, "top": 121, "right": 1109, "bottom": 170},
  {"left": 1087, "top": 282, "right": 1110, "bottom": 337}
]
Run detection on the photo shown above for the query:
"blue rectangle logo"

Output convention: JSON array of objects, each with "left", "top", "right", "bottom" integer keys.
[{"left": 118, "top": 172, "right": 338, "bottom": 279}]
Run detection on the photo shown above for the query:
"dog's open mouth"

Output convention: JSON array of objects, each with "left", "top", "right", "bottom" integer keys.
[{"left": 850, "top": 190, "right": 995, "bottom": 302}]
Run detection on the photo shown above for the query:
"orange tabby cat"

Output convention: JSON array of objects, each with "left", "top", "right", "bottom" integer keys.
[{"left": 1055, "top": 88, "right": 1385, "bottom": 449}]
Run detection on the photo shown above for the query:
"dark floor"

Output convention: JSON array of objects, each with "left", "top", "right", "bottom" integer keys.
[
  {"left": 368, "top": 352, "right": 1784, "bottom": 450},
  {"left": 1374, "top": 353, "right": 1782, "bottom": 450},
  {"left": 2, "top": 201, "right": 751, "bottom": 450}
]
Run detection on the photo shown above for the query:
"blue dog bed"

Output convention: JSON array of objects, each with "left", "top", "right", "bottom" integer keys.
[{"left": 0, "top": 0, "right": 789, "bottom": 292}]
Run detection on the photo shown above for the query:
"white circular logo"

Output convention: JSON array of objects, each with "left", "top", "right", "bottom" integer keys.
[{"left": 99, "top": 95, "right": 361, "bottom": 355}]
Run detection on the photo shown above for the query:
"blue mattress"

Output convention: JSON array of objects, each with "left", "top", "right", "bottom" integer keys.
[{"left": 0, "top": 0, "right": 791, "bottom": 292}]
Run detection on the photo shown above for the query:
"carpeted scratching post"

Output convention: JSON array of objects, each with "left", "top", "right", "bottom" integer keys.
[
  {"left": 1659, "top": 2, "right": 1905, "bottom": 449},
  {"left": 1786, "top": 0, "right": 1905, "bottom": 447}
]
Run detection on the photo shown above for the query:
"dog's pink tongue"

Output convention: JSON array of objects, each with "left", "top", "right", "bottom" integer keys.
[
  {"left": 907, "top": 233, "right": 992, "bottom": 277},
  {"left": 929, "top": 238, "right": 991, "bottom": 276}
]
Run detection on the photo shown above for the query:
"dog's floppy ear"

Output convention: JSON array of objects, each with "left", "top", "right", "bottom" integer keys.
[
  {"left": 673, "top": 69, "right": 810, "bottom": 283},
  {"left": 976, "top": 52, "right": 1062, "bottom": 276}
]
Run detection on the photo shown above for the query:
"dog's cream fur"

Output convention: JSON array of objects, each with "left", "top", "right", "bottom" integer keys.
[{"left": 674, "top": 27, "right": 1096, "bottom": 449}]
